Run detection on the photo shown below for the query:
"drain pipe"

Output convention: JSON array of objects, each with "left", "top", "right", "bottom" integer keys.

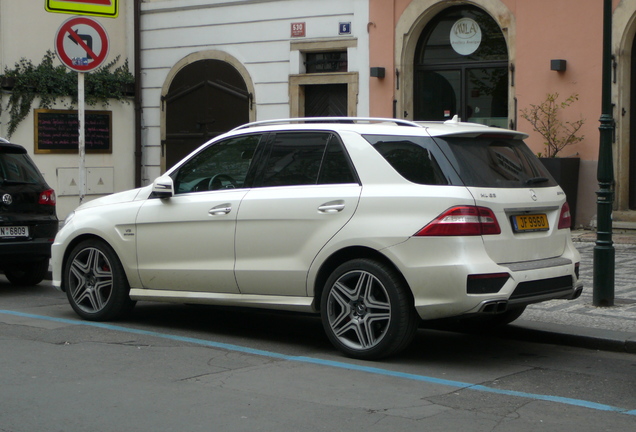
[{"left": 134, "top": 0, "right": 142, "bottom": 187}]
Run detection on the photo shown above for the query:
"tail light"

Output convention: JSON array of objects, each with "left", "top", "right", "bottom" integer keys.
[
  {"left": 415, "top": 206, "right": 501, "bottom": 236},
  {"left": 39, "top": 189, "right": 56, "bottom": 206},
  {"left": 558, "top": 202, "right": 572, "bottom": 229}
]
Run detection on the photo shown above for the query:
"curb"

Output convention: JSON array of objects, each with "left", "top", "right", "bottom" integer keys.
[{"left": 502, "top": 319, "right": 636, "bottom": 354}]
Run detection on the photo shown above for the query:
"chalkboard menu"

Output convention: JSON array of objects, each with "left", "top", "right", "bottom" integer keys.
[{"left": 34, "top": 109, "right": 112, "bottom": 154}]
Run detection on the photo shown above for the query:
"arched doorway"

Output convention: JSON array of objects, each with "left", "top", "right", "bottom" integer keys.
[
  {"left": 163, "top": 59, "right": 252, "bottom": 169},
  {"left": 413, "top": 5, "right": 509, "bottom": 127}
]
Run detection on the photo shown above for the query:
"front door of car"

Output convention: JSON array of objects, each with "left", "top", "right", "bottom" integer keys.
[
  {"left": 135, "top": 134, "right": 262, "bottom": 292},
  {"left": 234, "top": 131, "right": 361, "bottom": 296}
]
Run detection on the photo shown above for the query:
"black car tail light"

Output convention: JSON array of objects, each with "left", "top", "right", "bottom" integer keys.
[{"left": 38, "top": 189, "right": 56, "bottom": 206}]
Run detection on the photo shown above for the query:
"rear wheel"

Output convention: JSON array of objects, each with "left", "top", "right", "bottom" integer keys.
[
  {"left": 321, "top": 259, "right": 418, "bottom": 360},
  {"left": 4, "top": 259, "right": 49, "bottom": 286},
  {"left": 64, "top": 239, "right": 135, "bottom": 321}
]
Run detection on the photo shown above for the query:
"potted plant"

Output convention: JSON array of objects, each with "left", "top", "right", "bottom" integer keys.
[{"left": 520, "top": 93, "right": 585, "bottom": 226}]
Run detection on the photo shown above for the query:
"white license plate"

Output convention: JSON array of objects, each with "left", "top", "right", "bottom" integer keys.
[{"left": 0, "top": 226, "right": 29, "bottom": 237}]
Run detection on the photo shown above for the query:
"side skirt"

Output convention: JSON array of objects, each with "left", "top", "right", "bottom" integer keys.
[{"left": 129, "top": 288, "right": 316, "bottom": 313}]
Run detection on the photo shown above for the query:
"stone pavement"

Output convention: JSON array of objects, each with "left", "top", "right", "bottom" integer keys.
[{"left": 516, "top": 230, "right": 636, "bottom": 353}]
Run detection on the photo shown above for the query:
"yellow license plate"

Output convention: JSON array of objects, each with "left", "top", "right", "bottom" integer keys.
[{"left": 512, "top": 214, "right": 549, "bottom": 232}]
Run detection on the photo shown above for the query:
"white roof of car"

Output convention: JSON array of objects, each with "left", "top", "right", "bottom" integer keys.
[{"left": 231, "top": 116, "right": 529, "bottom": 140}]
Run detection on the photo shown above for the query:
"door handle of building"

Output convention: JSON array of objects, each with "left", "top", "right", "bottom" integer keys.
[
  {"left": 209, "top": 203, "right": 232, "bottom": 215},
  {"left": 318, "top": 201, "right": 345, "bottom": 213}
]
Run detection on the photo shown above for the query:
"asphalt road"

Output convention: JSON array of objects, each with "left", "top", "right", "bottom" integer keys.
[{"left": 1, "top": 276, "right": 635, "bottom": 431}]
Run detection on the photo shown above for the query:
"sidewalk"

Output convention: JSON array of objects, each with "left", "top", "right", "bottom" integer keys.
[{"left": 515, "top": 230, "right": 636, "bottom": 353}]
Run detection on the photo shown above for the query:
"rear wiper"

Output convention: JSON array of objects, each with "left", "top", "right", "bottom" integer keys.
[{"left": 525, "top": 177, "right": 549, "bottom": 185}]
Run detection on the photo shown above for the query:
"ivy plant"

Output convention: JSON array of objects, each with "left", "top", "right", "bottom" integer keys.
[{"left": 0, "top": 50, "right": 134, "bottom": 137}]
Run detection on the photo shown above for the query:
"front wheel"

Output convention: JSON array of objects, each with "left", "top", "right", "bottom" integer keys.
[
  {"left": 320, "top": 259, "right": 418, "bottom": 360},
  {"left": 64, "top": 239, "right": 135, "bottom": 321}
]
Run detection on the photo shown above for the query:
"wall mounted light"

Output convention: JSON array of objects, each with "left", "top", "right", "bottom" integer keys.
[
  {"left": 370, "top": 67, "right": 386, "bottom": 78},
  {"left": 551, "top": 59, "right": 567, "bottom": 71}
]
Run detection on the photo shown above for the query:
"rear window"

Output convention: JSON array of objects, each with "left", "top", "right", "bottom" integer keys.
[
  {"left": 0, "top": 152, "right": 46, "bottom": 186},
  {"left": 433, "top": 136, "right": 558, "bottom": 188},
  {"left": 364, "top": 134, "right": 557, "bottom": 188}
]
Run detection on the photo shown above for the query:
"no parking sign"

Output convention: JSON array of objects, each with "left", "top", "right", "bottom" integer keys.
[{"left": 55, "top": 16, "right": 109, "bottom": 72}]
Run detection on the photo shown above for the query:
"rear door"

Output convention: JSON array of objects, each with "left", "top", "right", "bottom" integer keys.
[{"left": 234, "top": 131, "right": 361, "bottom": 296}]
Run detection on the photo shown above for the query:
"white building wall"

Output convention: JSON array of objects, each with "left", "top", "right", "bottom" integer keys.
[
  {"left": 0, "top": 0, "right": 136, "bottom": 220},
  {"left": 139, "top": 0, "right": 370, "bottom": 183}
]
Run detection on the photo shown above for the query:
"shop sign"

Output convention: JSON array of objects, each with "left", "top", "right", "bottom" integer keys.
[{"left": 450, "top": 17, "right": 481, "bottom": 55}]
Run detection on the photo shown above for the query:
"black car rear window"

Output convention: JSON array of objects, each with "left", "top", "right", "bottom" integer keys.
[
  {"left": 0, "top": 153, "right": 45, "bottom": 185},
  {"left": 432, "top": 136, "right": 558, "bottom": 188}
]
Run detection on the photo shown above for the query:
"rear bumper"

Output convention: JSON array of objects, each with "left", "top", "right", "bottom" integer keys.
[
  {"left": 383, "top": 236, "right": 583, "bottom": 320},
  {"left": 0, "top": 238, "right": 53, "bottom": 263}
]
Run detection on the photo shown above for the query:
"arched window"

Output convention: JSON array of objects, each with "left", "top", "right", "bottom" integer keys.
[{"left": 414, "top": 5, "right": 509, "bottom": 127}]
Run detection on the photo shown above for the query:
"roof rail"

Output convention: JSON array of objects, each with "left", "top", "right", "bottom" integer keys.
[{"left": 231, "top": 117, "right": 423, "bottom": 131}]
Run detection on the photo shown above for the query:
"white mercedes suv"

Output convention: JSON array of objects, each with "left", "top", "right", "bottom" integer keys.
[{"left": 52, "top": 117, "right": 582, "bottom": 359}]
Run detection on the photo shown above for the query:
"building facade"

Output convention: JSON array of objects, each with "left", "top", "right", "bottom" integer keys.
[{"left": 0, "top": 0, "right": 136, "bottom": 220}]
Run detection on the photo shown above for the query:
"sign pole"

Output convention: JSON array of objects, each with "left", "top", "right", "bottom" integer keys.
[
  {"left": 54, "top": 16, "right": 109, "bottom": 205},
  {"left": 78, "top": 72, "right": 86, "bottom": 204}
]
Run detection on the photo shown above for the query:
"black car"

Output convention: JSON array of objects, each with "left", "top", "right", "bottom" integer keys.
[{"left": 0, "top": 138, "right": 58, "bottom": 285}]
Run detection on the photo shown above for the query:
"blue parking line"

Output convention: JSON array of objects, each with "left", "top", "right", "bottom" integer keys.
[{"left": 2, "top": 309, "right": 634, "bottom": 416}]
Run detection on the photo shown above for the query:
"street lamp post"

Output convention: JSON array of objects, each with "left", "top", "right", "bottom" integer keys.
[{"left": 593, "top": 0, "right": 615, "bottom": 307}]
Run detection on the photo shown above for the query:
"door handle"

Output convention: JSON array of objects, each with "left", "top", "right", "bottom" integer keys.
[
  {"left": 209, "top": 203, "right": 232, "bottom": 215},
  {"left": 318, "top": 200, "right": 345, "bottom": 213}
]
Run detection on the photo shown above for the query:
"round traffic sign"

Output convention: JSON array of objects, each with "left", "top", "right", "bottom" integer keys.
[{"left": 55, "top": 17, "right": 109, "bottom": 72}]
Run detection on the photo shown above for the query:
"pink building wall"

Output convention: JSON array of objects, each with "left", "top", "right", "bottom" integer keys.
[{"left": 369, "top": 0, "right": 623, "bottom": 227}]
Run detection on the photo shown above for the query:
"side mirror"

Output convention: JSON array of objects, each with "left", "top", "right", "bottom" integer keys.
[{"left": 151, "top": 175, "right": 174, "bottom": 199}]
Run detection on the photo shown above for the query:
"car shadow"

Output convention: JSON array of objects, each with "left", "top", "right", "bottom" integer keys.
[{"left": 116, "top": 302, "right": 544, "bottom": 363}]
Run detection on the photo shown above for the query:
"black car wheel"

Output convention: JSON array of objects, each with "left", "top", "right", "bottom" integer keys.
[
  {"left": 64, "top": 239, "right": 135, "bottom": 321},
  {"left": 3, "top": 259, "right": 49, "bottom": 286},
  {"left": 321, "top": 259, "right": 418, "bottom": 360}
]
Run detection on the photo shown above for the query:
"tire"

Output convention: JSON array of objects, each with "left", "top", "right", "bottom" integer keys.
[
  {"left": 320, "top": 259, "right": 418, "bottom": 360},
  {"left": 64, "top": 239, "right": 135, "bottom": 321},
  {"left": 4, "top": 259, "right": 49, "bottom": 286}
]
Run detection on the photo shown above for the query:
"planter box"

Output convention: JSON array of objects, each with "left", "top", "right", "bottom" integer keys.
[{"left": 539, "top": 157, "right": 580, "bottom": 228}]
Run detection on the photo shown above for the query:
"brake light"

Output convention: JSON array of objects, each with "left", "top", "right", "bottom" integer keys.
[
  {"left": 39, "top": 189, "right": 56, "bottom": 206},
  {"left": 415, "top": 206, "right": 501, "bottom": 236},
  {"left": 558, "top": 202, "right": 571, "bottom": 229}
]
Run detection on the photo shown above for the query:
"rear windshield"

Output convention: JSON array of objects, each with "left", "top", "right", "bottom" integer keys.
[
  {"left": 0, "top": 153, "right": 46, "bottom": 185},
  {"left": 433, "top": 136, "right": 557, "bottom": 188},
  {"left": 363, "top": 134, "right": 556, "bottom": 188}
]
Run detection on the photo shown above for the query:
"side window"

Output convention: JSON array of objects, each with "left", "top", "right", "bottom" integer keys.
[
  {"left": 318, "top": 136, "right": 357, "bottom": 184},
  {"left": 172, "top": 134, "right": 261, "bottom": 194},
  {"left": 258, "top": 132, "right": 356, "bottom": 187},
  {"left": 364, "top": 135, "right": 450, "bottom": 185}
]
